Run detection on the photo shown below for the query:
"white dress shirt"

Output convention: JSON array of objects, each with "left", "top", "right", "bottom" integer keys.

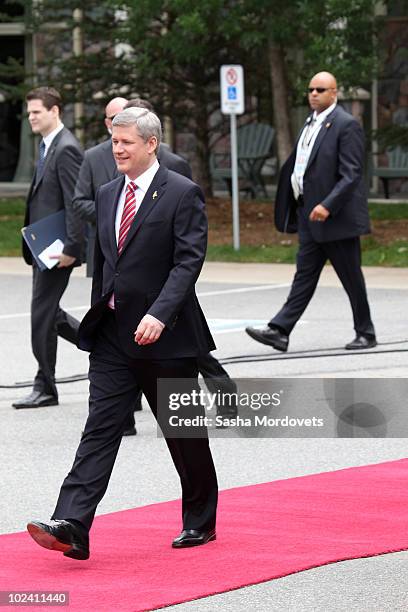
[
  {"left": 113, "top": 159, "right": 160, "bottom": 243},
  {"left": 42, "top": 122, "right": 64, "bottom": 156},
  {"left": 291, "top": 102, "right": 337, "bottom": 199},
  {"left": 108, "top": 159, "right": 160, "bottom": 310}
]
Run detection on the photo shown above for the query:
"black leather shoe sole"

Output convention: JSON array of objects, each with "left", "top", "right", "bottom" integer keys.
[
  {"left": 27, "top": 522, "right": 89, "bottom": 560},
  {"left": 172, "top": 529, "right": 216, "bottom": 549},
  {"left": 27, "top": 522, "right": 72, "bottom": 554}
]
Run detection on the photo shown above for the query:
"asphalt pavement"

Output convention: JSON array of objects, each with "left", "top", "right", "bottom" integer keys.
[{"left": 1, "top": 258, "right": 407, "bottom": 611}]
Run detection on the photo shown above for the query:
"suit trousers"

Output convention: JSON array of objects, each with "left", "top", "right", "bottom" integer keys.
[
  {"left": 52, "top": 310, "right": 218, "bottom": 533},
  {"left": 270, "top": 209, "right": 375, "bottom": 338},
  {"left": 31, "top": 265, "right": 80, "bottom": 398}
]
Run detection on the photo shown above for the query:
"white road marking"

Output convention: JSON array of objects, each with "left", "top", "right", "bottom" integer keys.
[{"left": 0, "top": 284, "right": 290, "bottom": 320}]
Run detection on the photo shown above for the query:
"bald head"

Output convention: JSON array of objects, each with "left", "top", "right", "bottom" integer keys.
[
  {"left": 308, "top": 72, "right": 337, "bottom": 114},
  {"left": 104, "top": 97, "right": 128, "bottom": 133},
  {"left": 311, "top": 72, "right": 337, "bottom": 89}
]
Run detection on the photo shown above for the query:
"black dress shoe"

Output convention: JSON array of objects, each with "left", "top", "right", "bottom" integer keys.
[
  {"left": 172, "top": 528, "right": 216, "bottom": 548},
  {"left": 345, "top": 335, "right": 377, "bottom": 350},
  {"left": 123, "top": 411, "right": 137, "bottom": 436},
  {"left": 27, "top": 519, "right": 89, "bottom": 560},
  {"left": 123, "top": 425, "right": 137, "bottom": 436},
  {"left": 12, "top": 391, "right": 58, "bottom": 409},
  {"left": 245, "top": 326, "right": 289, "bottom": 352}
]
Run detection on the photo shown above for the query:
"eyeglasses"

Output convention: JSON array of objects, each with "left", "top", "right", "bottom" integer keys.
[
  {"left": 307, "top": 87, "right": 334, "bottom": 94},
  {"left": 106, "top": 114, "right": 116, "bottom": 121}
]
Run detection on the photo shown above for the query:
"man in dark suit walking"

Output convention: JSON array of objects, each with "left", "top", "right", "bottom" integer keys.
[
  {"left": 27, "top": 107, "right": 218, "bottom": 559},
  {"left": 73, "top": 96, "right": 193, "bottom": 276},
  {"left": 74, "top": 97, "right": 236, "bottom": 434},
  {"left": 13, "top": 87, "right": 84, "bottom": 409},
  {"left": 246, "top": 71, "right": 376, "bottom": 352}
]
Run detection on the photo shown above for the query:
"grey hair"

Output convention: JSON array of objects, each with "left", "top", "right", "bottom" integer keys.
[{"left": 112, "top": 107, "right": 162, "bottom": 147}]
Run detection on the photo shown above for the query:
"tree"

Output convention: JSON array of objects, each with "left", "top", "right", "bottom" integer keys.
[
  {"left": 1, "top": 1, "right": 391, "bottom": 191},
  {"left": 4, "top": 1, "right": 269, "bottom": 193},
  {"left": 237, "top": 0, "right": 380, "bottom": 165},
  {"left": 1, "top": 1, "right": 137, "bottom": 142},
  {"left": 108, "top": 0, "right": 266, "bottom": 193}
]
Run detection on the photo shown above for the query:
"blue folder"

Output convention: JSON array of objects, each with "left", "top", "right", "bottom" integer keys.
[{"left": 21, "top": 210, "right": 66, "bottom": 271}]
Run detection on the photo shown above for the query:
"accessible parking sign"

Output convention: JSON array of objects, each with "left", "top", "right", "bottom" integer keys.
[{"left": 220, "top": 65, "right": 244, "bottom": 114}]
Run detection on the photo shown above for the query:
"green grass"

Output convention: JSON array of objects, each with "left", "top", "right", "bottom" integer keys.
[
  {"left": 368, "top": 202, "right": 408, "bottom": 220},
  {"left": 207, "top": 240, "right": 408, "bottom": 267},
  {"left": 207, "top": 244, "right": 298, "bottom": 263},
  {"left": 0, "top": 197, "right": 407, "bottom": 265},
  {"left": 0, "top": 198, "right": 26, "bottom": 256},
  {"left": 0, "top": 218, "right": 24, "bottom": 256},
  {"left": 361, "top": 237, "right": 408, "bottom": 267},
  {"left": 0, "top": 198, "right": 25, "bottom": 215}
]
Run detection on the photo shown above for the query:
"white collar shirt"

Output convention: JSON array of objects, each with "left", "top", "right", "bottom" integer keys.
[
  {"left": 291, "top": 102, "right": 337, "bottom": 199},
  {"left": 108, "top": 159, "right": 160, "bottom": 310},
  {"left": 114, "top": 159, "right": 160, "bottom": 241},
  {"left": 42, "top": 122, "right": 64, "bottom": 156}
]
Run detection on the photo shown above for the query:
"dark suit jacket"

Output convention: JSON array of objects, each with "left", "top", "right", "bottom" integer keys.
[
  {"left": 158, "top": 144, "right": 192, "bottom": 180},
  {"left": 23, "top": 127, "right": 84, "bottom": 264},
  {"left": 72, "top": 139, "right": 119, "bottom": 223},
  {"left": 274, "top": 105, "right": 371, "bottom": 242},
  {"left": 78, "top": 165, "right": 215, "bottom": 359},
  {"left": 73, "top": 140, "right": 191, "bottom": 223}
]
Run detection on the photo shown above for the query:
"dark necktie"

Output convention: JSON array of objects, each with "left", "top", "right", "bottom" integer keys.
[
  {"left": 36, "top": 140, "right": 46, "bottom": 177},
  {"left": 301, "top": 118, "right": 317, "bottom": 149}
]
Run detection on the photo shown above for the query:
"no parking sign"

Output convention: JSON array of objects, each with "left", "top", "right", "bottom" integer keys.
[
  {"left": 220, "top": 65, "right": 245, "bottom": 115},
  {"left": 219, "top": 65, "right": 245, "bottom": 250}
]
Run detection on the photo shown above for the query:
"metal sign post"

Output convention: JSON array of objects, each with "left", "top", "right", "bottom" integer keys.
[{"left": 220, "top": 65, "right": 245, "bottom": 251}]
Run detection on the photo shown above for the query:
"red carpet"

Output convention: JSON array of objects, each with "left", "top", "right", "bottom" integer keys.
[{"left": 1, "top": 458, "right": 408, "bottom": 611}]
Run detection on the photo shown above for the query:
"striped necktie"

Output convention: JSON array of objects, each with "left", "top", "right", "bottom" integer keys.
[{"left": 118, "top": 181, "right": 137, "bottom": 254}]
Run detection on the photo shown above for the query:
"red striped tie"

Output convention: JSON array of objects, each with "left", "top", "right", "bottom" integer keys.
[{"left": 118, "top": 181, "right": 137, "bottom": 254}]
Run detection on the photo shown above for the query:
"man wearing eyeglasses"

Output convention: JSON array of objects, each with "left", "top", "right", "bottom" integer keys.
[{"left": 246, "top": 71, "right": 376, "bottom": 352}]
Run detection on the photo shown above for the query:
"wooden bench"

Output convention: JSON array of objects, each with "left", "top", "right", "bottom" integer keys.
[
  {"left": 372, "top": 146, "right": 408, "bottom": 198},
  {"left": 210, "top": 123, "right": 276, "bottom": 197}
]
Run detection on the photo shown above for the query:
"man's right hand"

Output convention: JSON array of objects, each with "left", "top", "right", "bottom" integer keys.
[
  {"left": 134, "top": 314, "right": 165, "bottom": 345},
  {"left": 309, "top": 204, "right": 329, "bottom": 222}
]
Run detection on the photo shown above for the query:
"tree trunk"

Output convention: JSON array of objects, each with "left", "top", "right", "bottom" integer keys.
[
  {"left": 268, "top": 39, "right": 293, "bottom": 166},
  {"left": 192, "top": 97, "right": 212, "bottom": 197}
]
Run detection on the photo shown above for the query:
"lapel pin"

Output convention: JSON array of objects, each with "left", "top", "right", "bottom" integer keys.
[
  {"left": 152, "top": 191, "right": 158, "bottom": 199},
  {"left": 326, "top": 122, "right": 331, "bottom": 128}
]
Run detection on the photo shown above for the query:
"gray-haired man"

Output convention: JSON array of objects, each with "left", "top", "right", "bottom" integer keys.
[{"left": 27, "top": 108, "right": 218, "bottom": 559}]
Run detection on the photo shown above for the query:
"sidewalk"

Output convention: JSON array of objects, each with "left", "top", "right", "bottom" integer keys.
[
  {"left": 199, "top": 261, "right": 408, "bottom": 289},
  {"left": 1, "top": 257, "right": 406, "bottom": 289}
]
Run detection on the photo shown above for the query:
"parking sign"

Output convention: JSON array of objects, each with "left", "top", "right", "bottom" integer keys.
[{"left": 220, "top": 65, "right": 244, "bottom": 114}]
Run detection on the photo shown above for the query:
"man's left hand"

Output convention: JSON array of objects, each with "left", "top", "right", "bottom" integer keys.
[
  {"left": 134, "top": 314, "right": 165, "bottom": 345},
  {"left": 49, "top": 253, "right": 77, "bottom": 268},
  {"left": 309, "top": 204, "right": 330, "bottom": 222}
]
